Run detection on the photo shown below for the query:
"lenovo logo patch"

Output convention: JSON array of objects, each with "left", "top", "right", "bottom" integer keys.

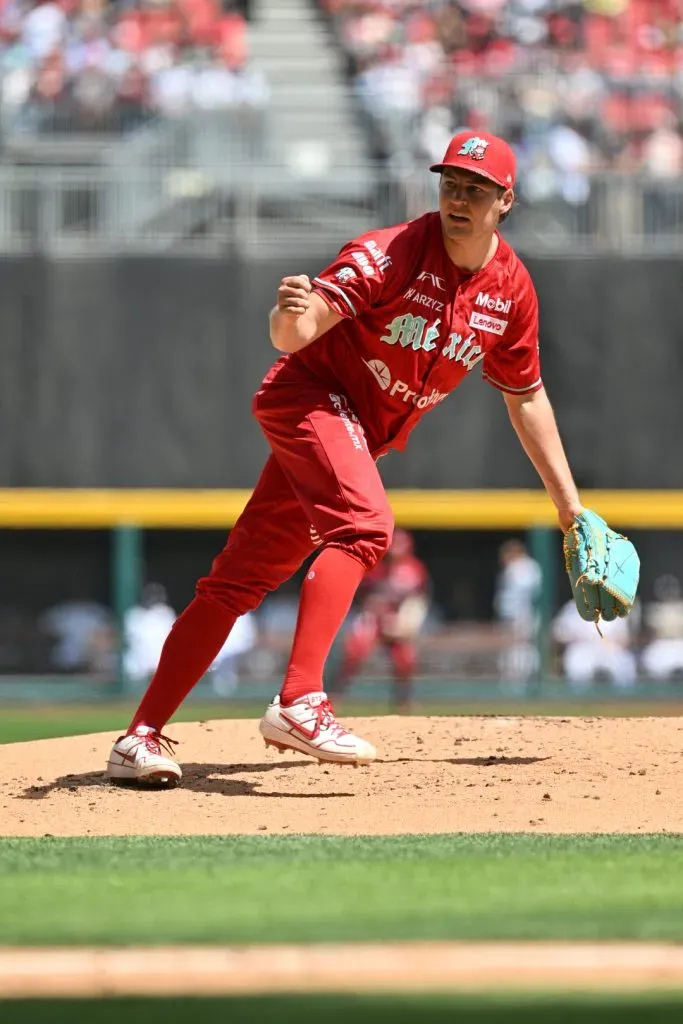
[{"left": 469, "top": 311, "right": 508, "bottom": 336}]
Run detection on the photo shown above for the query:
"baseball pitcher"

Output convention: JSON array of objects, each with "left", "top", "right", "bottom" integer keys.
[{"left": 107, "top": 130, "right": 638, "bottom": 786}]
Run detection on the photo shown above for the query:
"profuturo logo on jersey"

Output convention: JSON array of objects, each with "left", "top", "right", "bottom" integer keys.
[
  {"left": 475, "top": 291, "right": 512, "bottom": 314},
  {"left": 363, "top": 359, "right": 447, "bottom": 409},
  {"left": 363, "top": 359, "right": 391, "bottom": 390}
]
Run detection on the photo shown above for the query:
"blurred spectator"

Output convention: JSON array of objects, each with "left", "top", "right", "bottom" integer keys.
[
  {"left": 22, "top": 0, "right": 66, "bottom": 62},
  {"left": 641, "top": 115, "right": 683, "bottom": 179},
  {"left": 258, "top": 585, "right": 299, "bottom": 636},
  {"left": 329, "top": 528, "right": 430, "bottom": 711},
  {"left": 0, "top": 0, "right": 267, "bottom": 135},
  {"left": 641, "top": 573, "right": 683, "bottom": 681},
  {"left": 123, "top": 581, "right": 176, "bottom": 684},
  {"left": 493, "top": 538, "right": 541, "bottom": 684},
  {"left": 207, "top": 610, "right": 258, "bottom": 696},
  {"left": 552, "top": 597, "right": 637, "bottom": 691},
  {"left": 39, "top": 598, "right": 116, "bottom": 675},
  {"left": 125, "top": 583, "right": 260, "bottom": 692},
  {"left": 322, "top": 0, "right": 683, "bottom": 196},
  {"left": 547, "top": 118, "right": 593, "bottom": 205}
]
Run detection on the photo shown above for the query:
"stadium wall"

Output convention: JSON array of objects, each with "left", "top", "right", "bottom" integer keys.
[{"left": 0, "top": 253, "right": 679, "bottom": 489}]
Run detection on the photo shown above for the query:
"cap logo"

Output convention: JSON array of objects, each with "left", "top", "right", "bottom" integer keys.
[{"left": 458, "top": 136, "right": 489, "bottom": 160}]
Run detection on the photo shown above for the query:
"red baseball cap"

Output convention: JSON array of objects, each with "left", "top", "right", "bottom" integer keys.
[{"left": 430, "top": 130, "right": 516, "bottom": 189}]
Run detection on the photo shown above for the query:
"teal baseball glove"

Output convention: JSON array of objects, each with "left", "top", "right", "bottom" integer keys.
[{"left": 563, "top": 509, "right": 640, "bottom": 625}]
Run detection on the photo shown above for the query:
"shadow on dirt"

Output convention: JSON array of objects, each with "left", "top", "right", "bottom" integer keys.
[
  {"left": 382, "top": 755, "right": 550, "bottom": 767},
  {"left": 18, "top": 761, "right": 358, "bottom": 800}
]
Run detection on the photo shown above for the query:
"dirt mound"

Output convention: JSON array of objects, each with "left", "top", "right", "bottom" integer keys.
[{"left": 1, "top": 716, "right": 682, "bottom": 836}]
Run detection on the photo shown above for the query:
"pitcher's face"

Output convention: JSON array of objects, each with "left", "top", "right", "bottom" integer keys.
[{"left": 439, "top": 168, "right": 513, "bottom": 240}]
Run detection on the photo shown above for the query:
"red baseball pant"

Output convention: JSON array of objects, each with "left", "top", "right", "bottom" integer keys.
[
  {"left": 199, "top": 377, "right": 394, "bottom": 609},
  {"left": 130, "top": 374, "right": 394, "bottom": 730}
]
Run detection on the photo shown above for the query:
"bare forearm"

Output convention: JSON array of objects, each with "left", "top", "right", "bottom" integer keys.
[
  {"left": 505, "top": 387, "right": 582, "bottom": 525},
  {"left": 269, "top": 307, "right": 316, "bottom": 352},
  {"left": 269, "top": 279, "right": 342, "bottom": 353}
]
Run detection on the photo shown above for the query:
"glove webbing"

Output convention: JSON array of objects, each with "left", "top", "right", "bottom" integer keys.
[{"left": 565, "top": 522, "right": 607, "bottom": 637}]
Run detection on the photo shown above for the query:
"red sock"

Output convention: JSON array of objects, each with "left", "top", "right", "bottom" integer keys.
[
  {"left": 129, "top": 597, "right": 236, "bottom": 732},
  {"left": 280, "top": 547, "right": 366, "bottom": 706}
]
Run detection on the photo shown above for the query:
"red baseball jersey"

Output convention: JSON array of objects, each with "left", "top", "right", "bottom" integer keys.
[{"left": 279, "top": 211, "right": 541, "bottom": 456}]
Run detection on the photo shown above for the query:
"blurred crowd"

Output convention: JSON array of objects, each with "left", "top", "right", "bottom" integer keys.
[
  {"left": 494, "top": 542, "right": 683, "bottom": 692},
  {"left": 0, "top": 0, "right": 267, "bottom": 134},
  {"left": 3, "top": 0, "right": 682, "bottom": 207},
  {"left": 322, "top": 0, "right": 683, "bottom": 201},
  {"left": 3, "top": 531, "right": 683, "bottom": 699}
]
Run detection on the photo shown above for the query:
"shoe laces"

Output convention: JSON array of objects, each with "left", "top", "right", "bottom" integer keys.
[
  {"left": 316, "top": 699, "right": 349, "bottom": 739},
  {"left": 133, "top": 730, "right": 178, "bottom": 758}
]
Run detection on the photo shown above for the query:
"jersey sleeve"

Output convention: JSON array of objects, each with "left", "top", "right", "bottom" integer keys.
[
  {"left": 311, "top": 225, "right": 407, "bottom": 319},
  {"left": 481, "top": 273, "right": 542, "bottom": 395}
]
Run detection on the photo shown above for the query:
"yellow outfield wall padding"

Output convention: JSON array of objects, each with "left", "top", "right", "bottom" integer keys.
[{"left": 0, "top": 489, "right": 682, "bottom": 529}]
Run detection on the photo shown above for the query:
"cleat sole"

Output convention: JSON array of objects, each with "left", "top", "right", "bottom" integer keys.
[
  {"left": 264, "top": 740, "right": 290, "bottom": 753},
  {"left": 265, "top": 739, "right": 371, "bottom": 766},
  {"left": 108, "top": 776, "right": 179, "bottom": 790},
  {"left": 260, "top": 715, "right": 376, "bottom": 766}
]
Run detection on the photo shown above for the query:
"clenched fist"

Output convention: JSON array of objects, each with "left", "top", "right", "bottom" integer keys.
[{"left": 277, "top": 275, "right": 312, "bottom": 316}]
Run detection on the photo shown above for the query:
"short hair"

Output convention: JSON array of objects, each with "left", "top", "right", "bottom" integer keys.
[{"left": 498, "top": 187, "right": 514, "bottom": 223}]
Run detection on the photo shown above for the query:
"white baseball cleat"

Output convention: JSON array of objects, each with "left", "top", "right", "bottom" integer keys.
[
  {"left": 259, "top": 691, "right": 376, "bottom": 765},
  {"left": 107, "top": 726, "right": 182, "bottom": 787}
]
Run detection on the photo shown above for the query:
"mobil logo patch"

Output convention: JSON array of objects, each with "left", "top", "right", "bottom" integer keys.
[
  {"left": 469, "top": 311, "right": 508, "bottom": 336},
  {"left": 475, "top": 291, "right": 512, "bottom": 314}
]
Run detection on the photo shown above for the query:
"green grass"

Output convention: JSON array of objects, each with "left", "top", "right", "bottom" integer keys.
[
  {"left": 2, "top": 700, "right": 683, "bottom": 745},
  {"left": 0, "top": 703, "right": 262, "bottom": 744},
  {"left": 2, "top": 996, "right": 683, "bottom": 1024},
  {"left": 2, "top": 834, "right": 683, "bottom": 945}
]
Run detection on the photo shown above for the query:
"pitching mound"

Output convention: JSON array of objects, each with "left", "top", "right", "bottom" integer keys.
[{"left": 1, "top": 716, "right": 682, "bottom": 836}]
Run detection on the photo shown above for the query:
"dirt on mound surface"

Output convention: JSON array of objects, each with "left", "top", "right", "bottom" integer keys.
[{"left": 1, "top": 716, "right": 682, "bottom": 836}]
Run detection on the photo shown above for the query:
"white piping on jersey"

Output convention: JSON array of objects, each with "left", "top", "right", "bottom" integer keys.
[
  {"left": 482, "top": 371, "right": 542, "bottom": 394},
  {"left": 314, "top": 277, "right": 357, "bottom": 316}
]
